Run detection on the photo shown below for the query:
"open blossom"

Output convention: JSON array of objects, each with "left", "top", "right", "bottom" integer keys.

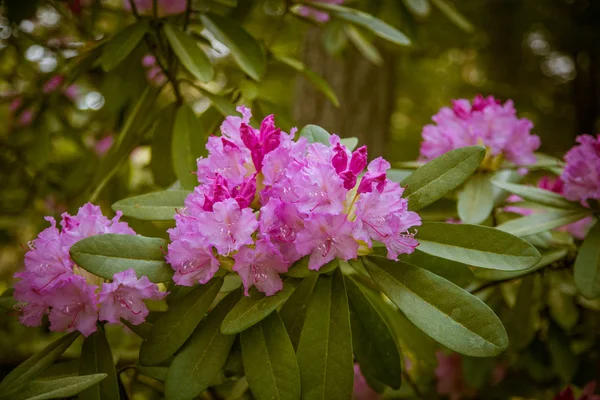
[
  {"left": 167, "top": 106, "right": 421, "bottom": 296},
  {"left": 561, "top": 134, "right": 600, "bottom": 202},
  {"left": 13, "top": 203, "right": 166, "bottom": 336},
  {"left": 420, "top": 95, "right": 540, "bottom": 166}
]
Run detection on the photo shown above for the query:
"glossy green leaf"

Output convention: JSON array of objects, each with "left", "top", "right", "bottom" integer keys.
[
  {"left": 200, "top": 13, "right": 266, "bottom": 81},
  {"left": 172, "top": 104, "right": 207, "bottom": 189},
  {"left": 574, "top": 220, "right": 600, "bottom": 299},
  {"left": 150, "top": 104, "right": 178, "bottom": 186},
  {"left": 396, "top": 250, "right": 474, "bottom": 287},
  {"left": 298, "top": 125, "right": 331, "bottom": 146},
  {"left": 279, "top": 276, "right": 319, "bottom": 350},
  {"left": 70, "top": 234, "right": 173, "bottom": 283},
  {"left": 491, "top": 169, "right": 523, "bottom": 206},
  {"left": 401, "top": 146, "right": 485, "bottom": 211},
  {"left": 458, "top": 173, "right": 494, "bottom": 224},
  {"left": 286, "top": 258, "right": 338, "bottom": 278},
  {"left": 241, "top": 312, "right": 301, "bottom": 400},
  {"left": 346, "top": 278, "right": 402, "bottom": 389},
  {"left": 164, "top": 23, "right": 213, "bottom": 82},
  {"left": 506, "top": 275, "right": 541, "bottom": 351},
  {"left": 492, "top": 180, "right": 581, "bottom": 210},
  {"left": 296, "top": 269, "right": 354, "bottom": 400},
  {"left": 364, "top": 257, "right": 508, "bottom": 357},
  {"left": 112, "top": 190, "right": 190, "bottom": 220},
  {"left": 1, "top": 374, "right": 107, "bottom": 400},
  {"left": 474, "top": 247, "right": 568, "bottom": 281},
  {"left": 78, "top": 326, "right": 120, "bottom": 400},
  {"left": 345, "top": 24, "right": 383, "bottom": 66},
  {"left": 165, "top": 290, "right": 241, "bottom": 400},
  {"left": 139, "top": 278, "right": 223, "bottom": 366},
  {"left": 136, "top": 365, "right": 169, "bottom": 382},
  {"left": 403, "top": 0, "right": 431, "bottom": 16},
  {"left": 197, "top": 89, "right": 238, "bottom": 117},
  {"left": 120, "top": 319, "right": 152, "bottom": 339},
  {"left": 0, "top": 332, "right": 79, "bottom": 394},
  {"left": 496, "top": 209, "right": 592, "bottom": 237},
  {"left": 430, "top": 0, "right": 474, "bottom": 32},
  {"left": 417, "top": 222, "right": 540, "bottom": 271},
  {"left": 101, "top": 21, "right": 147, "bottom": 71},
  {"left": 221, "top": 279, "right": 300, "bottom": 334},
  {"left": 339, "top": 137, "right": 359, "bottom": 151}
]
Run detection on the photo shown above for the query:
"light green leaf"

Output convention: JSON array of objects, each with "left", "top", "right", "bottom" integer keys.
[
  {"left": 241, "top": 312, "right": 301, "bottom": 400},
  {"left": 200, "top": 13, "right": 266, "bottom": 81},
  {"left": 78, "top": 326, "right": 120, "bottom": 400},
  {"left": 574, "top": 220, "right": 600, "bottom": 299},
  {"left": 491, "top": 169, "right": 523, "bottom": 206},
  {"left": 402, "top": 0, "right": 431, "bottom": 16},
  {"left": 221, "top": 279, "right": 300, "bottom": 334},
  {"left": 492, "top": 180, "right": 582, "bottom": 210},
  {"left": 112, "top": 190, "right": 191, "bottom": 220},
  {"left": 345, "top": 25, "right": 383, "bottom": 66},
  {"left": 458, "top": 173, "right": 494, "bottom": 224},
  {"left": 416, "top": 222, "right": 541, "bottom": 271},
  {"left": 100, "top": 21, "right": 147, "bottom": 71},
  {"left": 296, "top": 269, "right": 354, "bottom": 400},
  {"left": 165, "top": 290, "right": 241, "bottom": 400},
  {"left": 139, "top": 278, "right": 223, "bottom": 366},
  {"left": 430, "top": 0, "right": 474, "bottom": 32},
  {"left": 298, "top": 124, "right": 331, "bottom": 146},
  {"left": 496, "top": 209, "right": 592, "bottom": 237},
  {"left": 70, "top": 234, "right": 173, "bottom": 283},
  {"left": 172, "top": 104, "right": 207, "bottom": 189},
  {"left": 0, "top": 332, "right": 79, "bottom": 394},
  {"left": 150, "top": 104, "right": 178, "bottom": 187},
  {"left": 279, "top": 276, "right": 319, "bottom": 350},
  {"left": 346, "top": 278, "right": 402, "bottom": 389},
  {"left": 1, "top": 374, "right": 107, "bottom": 400},
  {"left": 401, "top": 146, "right": 485, "bottom": 211},
  {"left": 474, "top": 247, "right": 568, "bottom": 281},
  {"left": 396, "top": 250, "right": 474, "bottom": 287},
  {"left": 164, "top": 23, "right": 213, "bottom": 82},
  {"left": 322, "top": 20, "right": 348, "bottom": 55},
  {"left": 364, "top": 257, "right": 508, "bottom": 357},
  {"left": 339, "top": 137, "right": 359, "bottom": 151},
  {"left": 386, "top": 169, "right": 412, "bottom": 183}
]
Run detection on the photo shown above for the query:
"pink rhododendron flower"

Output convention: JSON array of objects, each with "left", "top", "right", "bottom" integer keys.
[
  {"left": 13, "top": 203, "right": 165, "bottom": 336},
  {"left": 353, "top": 364, "right": 381, "bottom": 400},
  {"left": 297, "top": 0, "right": 344, "bottom": 22},
  {"left": 420, "top": 95, "right": 540, "bottom": 166},
  {"left": 561, "top": 134, "right": 600, "bottom": 202},
  {"left": 167, "top": 106, "right": 421, "bottom": 296},
  {"left": 124, "top": 0, "right": 186, "bottom": 17}
]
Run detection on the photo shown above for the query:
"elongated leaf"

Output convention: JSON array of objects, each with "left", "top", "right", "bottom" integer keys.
[
  {"left": 120, "top": 319, "right": 152, "bottom": 339},
  {"left": 0, "top": 289, "right": 16, "bottom": 312},
  {"left": 241, "top": 312, "right": 301, "bottom": 400},
  {"left": 164, "top": 23, "right": 213, "bottom": 82},
  {"left": 296, "top": 269, "right": 353, "bottom": 400},
  {"left": 496, "top": 209, "right": 592, "bottom": 237},
  {"left": 298, "top": 125, "right": 331, "bottom": 145},
  {"left": 491, "top": 169, "right": 523, "bottom": 206},
  {"left": 286, "top": 258, "right": 338, "bottom": 278},
  {"left": 396, "top": 250, "right": 474, "bottom": 287},
  {"left": 0, "top": 332, "right": 79, "bottom": 394},
  {"left": 136, "top": 365, "right": 168, "bottom": 382},
  {"left": 200, "top": 13, "right": 266, "bottom": 81},
  {"left": 548, "top": 324, "right": 577, "bottom": 383},
  {"left": 339, "top": 137, "right": 359, "bottom": 151},
  {"left": 474, "top": 247, "right": 568, "bottom": 282},
  {"left": 364, "top": 258, "right": 508, "bottom": 357},
  {"left": 112, "top": 190, "right": 190, "bottom": 220},
  {"left": 403, "top": 0, "right": 431, "bottom": 16},
  {"left": 1, "top": 374, "right": 107, "bottom": 400},
  {"left": 458, "top": 173, "right": 494, "bottom": 224},
  {"left": 150, "top": 104, "right": 178, "bottom": 186},
  {"left": 506, "top": 275, "right": 540, "bottom": 351},
  {"left": 221, "top": 279, "right": 299, "bottom": 334},
  {"left": 346, "top": 278, "right": 402, "bottom": 389},
  {"left": 78, "top": 326, "right": 120, "bottom": 400},
  {"left": 193, "top": 88, "right": 238, "bottom": 117},
  {"left": 279, "top": 276, "right": 319, "bottom": 350},
  {"left": 139, "top": 278, "right": 223, "bottom": 366},
  {"left": 165, "top": 290, "right": 241, "bottom": 400},
  {"left": 574, "top": 220, "right": 600, "bottom": 299},
  {"left": 492, "top": 180, "right": 581, "bottom": 210},
  {"left": 430, "top": 0, "right": 474, "bottom": 32},
  {"left": 70, "top": 234, "right": 172, "bottom": 283},
  {"left": 345, "top": 24, "right": 383, "bottom": 66},
  {"left": 416, "top": 222, "right": 540, "bottom": 271},
  {"left": 172, "top": 104, "right": 207, "bottom": 189},
  {"left": 101, "top": 21, "right": 147, "bottom": 71},
  {"left": 401, "top": 146, "right": 485, "bottom": 211}
]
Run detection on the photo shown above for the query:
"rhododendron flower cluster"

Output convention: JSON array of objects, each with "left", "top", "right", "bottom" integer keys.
[
  {"left": 13, "top": 204, "right": 166, "bottom": 336},
  {"left": 167, "top": 106, "right": 421, "bottom": 296},
  {"left": 420, "top": 95, "right": 540, "bottom": 166},
  {"left": 561, "top": 134, "right": 600, "bottom": 203}
]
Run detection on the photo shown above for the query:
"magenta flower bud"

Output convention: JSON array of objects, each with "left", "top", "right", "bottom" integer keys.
[
  {"left": 339, "top": 170, "right": 357, "bottom": 190},
  {"left": 142, "top": 54, "right": 157, "bottom": 68},
  {"left": 332, "top": 143, "right": 348, "bottom": 174},
  {"left": 349, "top": 145, "right": 368, "bottom": 175},
  {"left": 43, "top": 75, "right": 65, "bottom": 94}
]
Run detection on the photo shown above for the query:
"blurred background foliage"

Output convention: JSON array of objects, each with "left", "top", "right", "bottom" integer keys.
[{"left": 0, "top": 0, "right": 599, "bottom": 398}]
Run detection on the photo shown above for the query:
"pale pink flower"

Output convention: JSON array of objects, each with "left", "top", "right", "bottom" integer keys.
[
  {"left": 561, "top": 134, "right": 600, "bottom": 202},
  {"left": 233, "top": 239, "right": 288, "bottom": 296}
]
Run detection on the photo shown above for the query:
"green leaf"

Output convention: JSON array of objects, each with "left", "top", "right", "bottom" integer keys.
[
  {"left": 273, "top": 55, "right": 339, "bottom": 107},
  {"left": 172, "top": 104, "right": 207, "bottom": 189},
  {"left": 548, "top": 324, "right": 577, "bottom": 382},
  {"left": 401, "top": 146, "right": 485, "bottom": 211},
  {"left": 491, "top": 169, "right": 523, "bottom": 206},
  {"left": 0, "top": 289, "right": 16, "bottom": 312},
  {"left": 139, "top": 278, "right": 223, "bottom": 366},
  {"left": 339, "top": 137, "right": 359, "bottom": 151},
  {"left": 0, "top": 332, "right": 79, "bottom": 394},
  {"left": 307, "top": 2, "right": 411, "bottom": 46},
  {"left": 574, "top": 220, "right": 600, "bottom": 299},
  {"left": 457, "top": 174, "right": 494, "bottom": 224},
  {"left": 279, "top": 276, "right": 319, "bottom": 350},
  {"left": 346, "top": 278, "right": 402, "bottom": 389},
  {"left": 364, "top": 257, "right": 508, "bottom": 357},
  {"left": 496, "top": 209, "right": 592, "bottom": 237},
  {"left": 430, "top": 0, "right": 474, "bottom": 32},
  {"left": 164, "top": 23, "right": 213, "bottom": 82},
  {"left": 135, "top": 365, "right": 169, "bottom": 382},
  {"left": 78, "top": 326, "right": 120, "bottom": 400},
  {"left": 492, "top": 180, "right": 582, "bottom": 210},
  {"left": 322, "top": 20, "right": 348, "bottom": 55},
  {"left": 112, "top": 190, "right": 191, "bottom": 220},
  {"left": 386, "top": 169, "right": 412, "bottom": 183},
  {"left": 241, "top": 312, "right": 301, "bottom": 400},
  {"left": 150, "top": 104, "right": 178, "bottom": 186},
  {"left": 298, "top": 125, "right": 331, "bottom": 145},
  {"left": 1, "top": 374, "right": 107, "bottom": 400},
  {"left": 474, "top": 247, "right": 568, "bottom": 282},
  {"left": 221, "top": 279, "right": 300, "bottom": 335},
  {"left": 402, "top": 0, "right": 431, "bottom": 16},
  {"left": 70, "top": 234, "right": 173, "bottom": 283},
  {"left": 416, "top": 222, "right": 541, "bottom": 271},
  {"left": 296, "top": 269, "right": 354, "bottom": 400},
  {"left": 165, "top": 290, "right": 241, "bottom": 400},
  {"left": 120, "top": 319, "right": 152, "bottom": 339},
  {"left": 101, "top": 21, "right": 148, "bottom": 71},
  {"left": 286, "top": 258, "right": 338, "bottom": 278},
  {"left": 200, "top": 13, "right": 266, "bottom": 81},
  {"left": 194, "top": 88, "right": 238, "bottom": 117},
  {"left": 396, "top": 250, "right": 474, "bottom": 287},
  {"left": 345, "top": 25, "right": 383, "bottom": 66},
  {"left": 506, "top": 275, "right": 540, "bottom": 351}
]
